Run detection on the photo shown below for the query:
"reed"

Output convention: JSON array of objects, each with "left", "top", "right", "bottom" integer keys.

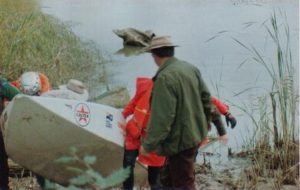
[
  {"left": 0, "top": 0, "right": 107, "bottom": 87},
  {"left": 234, "top": 11, "right": 299, "bottom": 187}
]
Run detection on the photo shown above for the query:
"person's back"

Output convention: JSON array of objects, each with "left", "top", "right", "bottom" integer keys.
[{"left": 148, "top": 57, "right": 210, "bottom": 156}]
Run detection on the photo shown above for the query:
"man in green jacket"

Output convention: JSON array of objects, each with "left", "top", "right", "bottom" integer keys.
[
  {"left": 0, "top": 77, "right": 20, "bottom": 190},
  {"left": 140, "top": 36, "right": 212, "bottom": 189}
]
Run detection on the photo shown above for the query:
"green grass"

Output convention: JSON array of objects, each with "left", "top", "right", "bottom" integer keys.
[{"left": 0, "top": 0, "right": 107, "bottom": 87}]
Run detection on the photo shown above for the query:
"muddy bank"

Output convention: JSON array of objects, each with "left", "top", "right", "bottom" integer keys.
[{"left": 8, "top": 163, "right": 299, "bottom": 190}]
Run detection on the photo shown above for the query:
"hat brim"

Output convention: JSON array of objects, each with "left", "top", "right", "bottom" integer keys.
[
  {"left": 59, "top": 85, "right": 88, "bottom": 95},
  {"left": 142, "top": 44, "right": 179, "bottom": 53}
]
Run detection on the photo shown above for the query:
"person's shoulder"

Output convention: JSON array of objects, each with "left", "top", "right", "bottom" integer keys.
[
  {"left": 155, "top": 70, "right": 177, "bottom": 88},
  {"left": 0, "top": 76, "right": 12, "bottom": 87},
  {"left": 168, "top": 59, "right": 199, "bottom": 76},
  {"left": 177, "top": 59, "right": 197, "bottom": 68},
  {"left": 0, "top": 75, "right": 8, "bottom": 82},
  {"left": 178, "top": 59, "right": 202, "bottom": 75},
  {"left": 170, "top": 58, "right": 191, "bottom": 68}
]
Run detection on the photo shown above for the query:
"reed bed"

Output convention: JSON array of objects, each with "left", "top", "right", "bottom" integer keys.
[{"left": 234, "top": 11, "right": 299, "bottom": 188}]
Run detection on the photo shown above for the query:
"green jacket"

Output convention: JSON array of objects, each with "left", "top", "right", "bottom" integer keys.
[
  {"left": 0, "top": 77, "right": 20, "bottom": 113},
  {"left": 142, "top": 57, "right": 212, "bottom": 156}
]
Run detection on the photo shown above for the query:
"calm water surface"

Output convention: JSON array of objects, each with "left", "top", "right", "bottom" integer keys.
[{"left": 40, "top": 0, "right": 299, "bottom": 151}]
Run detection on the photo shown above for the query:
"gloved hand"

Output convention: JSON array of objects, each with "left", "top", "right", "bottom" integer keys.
[{"left": 225, "top": 113, "right": 237, "bottom": 129}]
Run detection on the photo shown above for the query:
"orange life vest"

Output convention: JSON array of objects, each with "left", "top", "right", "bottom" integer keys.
[{"left": 122, "top": 77, "right": 165, "bottom": 166}]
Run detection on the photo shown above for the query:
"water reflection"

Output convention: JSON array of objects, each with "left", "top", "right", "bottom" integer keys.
[
  {"left": 40, "top": 0, "right": 299, "bottom": 151},
  {"left": 114, "top": 46, "right": 145, "bottom": 57}
]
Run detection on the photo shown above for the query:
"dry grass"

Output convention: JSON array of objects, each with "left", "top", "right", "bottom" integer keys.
[
  {"left": 0, "top": 0, "right": 107, "bottom": 87},
  {"left": 233, "top": 11, "right": 299, "bottom": 188}
]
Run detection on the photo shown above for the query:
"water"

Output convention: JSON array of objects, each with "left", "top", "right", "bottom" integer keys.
[{"left": 39, "top": 0, "right": 298, "bottom": 151}]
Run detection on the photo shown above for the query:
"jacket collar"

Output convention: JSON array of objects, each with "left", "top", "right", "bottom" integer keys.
[{"left": 153, "top": 57, "right": 177, "bottom": 81}]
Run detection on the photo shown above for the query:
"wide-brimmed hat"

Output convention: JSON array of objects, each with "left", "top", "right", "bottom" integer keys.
[
  {"left": 65, "top": 79, "right": 86, "bottom": 94},
  {"left": 58, "top": 79, "right": 89, "bottom": 100},
  {"left": 143, "top": 36, "right": 178, "bottom": 52}
]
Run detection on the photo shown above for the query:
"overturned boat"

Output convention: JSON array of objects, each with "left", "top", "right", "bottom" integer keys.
[{"left": 1, "top": 95, "right": 147, "bottom": 186}]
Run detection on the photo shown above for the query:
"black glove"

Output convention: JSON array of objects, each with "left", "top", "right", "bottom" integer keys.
[{"left": 225, "top": 113, "right": 237, "bottom": 129}]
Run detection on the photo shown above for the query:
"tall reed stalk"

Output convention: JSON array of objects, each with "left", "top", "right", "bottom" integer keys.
[{"left": 234, "top": 11, "right": 298, "bottom": 187}]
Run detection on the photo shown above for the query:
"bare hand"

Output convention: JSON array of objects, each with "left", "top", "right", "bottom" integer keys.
[
  {"left": 118, "top": 122, "right": 126, "bottom": 136},
  {"left": 218, "top": 134, "right": 229, "bottom": 145},
  {"left": 198, "top": 137, "right": 210, "bottom": 148}
]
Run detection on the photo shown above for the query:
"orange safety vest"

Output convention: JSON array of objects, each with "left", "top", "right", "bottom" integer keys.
[{"left": 122, "top": 77, "right": 165, "bottom": 166}]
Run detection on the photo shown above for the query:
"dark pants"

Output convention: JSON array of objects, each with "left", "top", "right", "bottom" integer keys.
[
  {"left": 0, "top": 130, "right": 9, "bottom": 190},
  {"left": 123, "top": 149, "right": 162, "bottom": 190},
  {"left": 36, "top": 174, "right": 46, "bottom": 189},
  {"left": 160, "top": 146, "right": 198, "bottom": 190},
  {"left": 147, "top": 166, "right": 161, "bottom": 190}
]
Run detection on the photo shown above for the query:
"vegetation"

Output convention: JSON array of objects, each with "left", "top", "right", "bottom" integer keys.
[
  {"left": 1, "top": 0, "right": 129, "bottom": 189},
  {"left": 0, "top": 0, "right": 107, "bottom": 87},
  {"left": 54, "top": 147, "right": 130, "bottom": 190},
  {"left": 234, "top": 11, "right": 299, "bottom": 188}
]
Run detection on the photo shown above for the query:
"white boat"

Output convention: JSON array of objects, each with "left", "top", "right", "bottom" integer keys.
[{"left": 0, "top": 95, "right": 142, "bottom": 186}]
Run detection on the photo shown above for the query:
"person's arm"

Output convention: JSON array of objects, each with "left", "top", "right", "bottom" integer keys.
[
  {"left": 211, "top": 112, "right": 228, "bottom": 145},
  {"left": 211, "top": 96, "right": 237, "bottom": 129},
  {"left": 142, "top": 76, "right": 176, "bottom": 153},
  {"left": 10, "top": 80, "right": 20, "bottom": 89},
  {"left": 211, "top": 112, "right": 226, "bottom": 136},
  {"left": 211, "top": 96, "right": 229, "bottom": 115},
  {"left": 122, "top": 95, "right": 138, "bottom": 118}
]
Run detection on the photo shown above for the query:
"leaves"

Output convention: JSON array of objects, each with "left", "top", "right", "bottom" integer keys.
[
  {"left": 83, "top": 155, "right": 97, "bottom": 165},
  {"left": 96, "top": 167, "right": 130, "bottom": 189},
  {"left": 55, "top": 156, "right": 75, "bottom": 163},
  {"left": 67, "top": 167, "right": 84, "bottom": 174},
  {"left": 55, "top": 147, "right": 130, "bottom": 190},
  {"left": 69, "top": 175, "right": 92, "bottom": 186}
]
